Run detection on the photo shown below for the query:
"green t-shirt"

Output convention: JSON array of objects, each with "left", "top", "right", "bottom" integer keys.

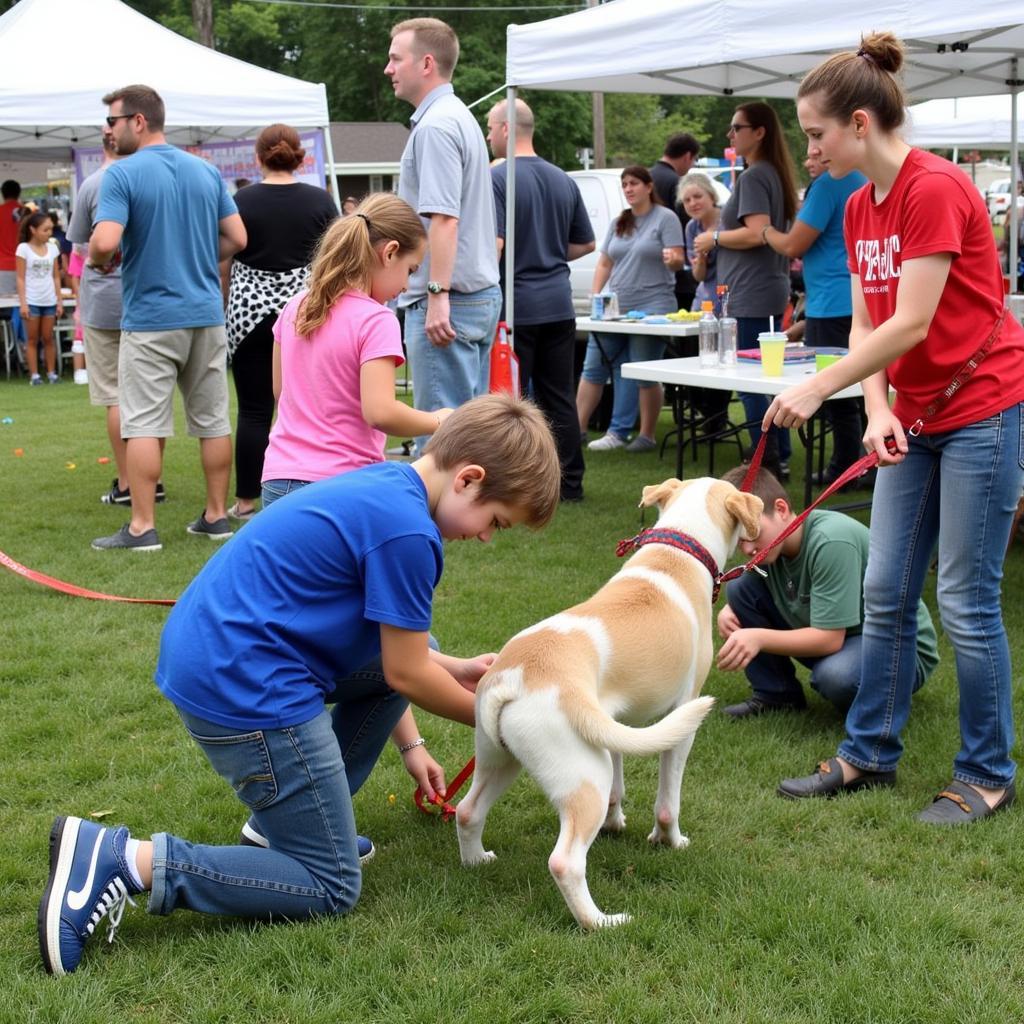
[{"left": 766, "top": 510, "right": 939, "bottom": 678}]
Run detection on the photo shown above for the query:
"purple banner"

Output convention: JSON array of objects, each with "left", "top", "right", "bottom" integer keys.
[{"left": 73, "top": 130, "right": 326, "bottom": 195}]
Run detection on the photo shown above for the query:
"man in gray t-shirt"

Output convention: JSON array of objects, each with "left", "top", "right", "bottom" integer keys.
[
  {"left": 386, "top": 17, "right": 502, "bottom": 453},
  {"left": 67, "top": 136, "right": 133, "bottom": 506}
]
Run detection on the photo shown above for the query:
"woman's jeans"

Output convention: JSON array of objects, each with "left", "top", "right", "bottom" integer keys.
[
  {"left": 736, "top": 315, "right": 791, "bottom": 461},
  {"left": 581, "top": 332, "right": 666, "bottom": 439},
  {"left": 150, "top": 661, "right": 409, "bottom": 921},
  {"left": 261, "top": 477, "right": 312, "bottom": 509},
  {"left": 838, "top": 403, "right": 1024, "bottom": 788}
]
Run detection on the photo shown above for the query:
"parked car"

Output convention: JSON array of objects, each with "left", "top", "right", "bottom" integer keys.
[
  {"left": 567, "top": 168, "right": 731, "bottom": 315},
  {"left": 987, "top": 178, "right": 1024, "bottom": 222}
]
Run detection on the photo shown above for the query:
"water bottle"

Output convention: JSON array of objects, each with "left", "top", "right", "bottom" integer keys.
[
  {"left": 698, "top": 300, "right": 718, "bottom": 368},
  {"left": 717, "top": 285, "right": 737, "bottom": 366}
]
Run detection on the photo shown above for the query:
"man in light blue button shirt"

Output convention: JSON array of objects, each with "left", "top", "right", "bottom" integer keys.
[{"left": 386, "top": 18, "right": 501, "bottom": 453}]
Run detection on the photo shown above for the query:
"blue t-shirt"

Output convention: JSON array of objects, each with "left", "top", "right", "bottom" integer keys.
[
  {"left": 797, "top": 170, "right": 867, "bottom": 318},
  {"left": 491, "top": 157, "right": 594, "bottom": 325},
  {"left": 155, "top": 462, "right": 443, "bottom": 731},
  {"left": 96, "top": 144, "right": 236, "bottom": 331}
]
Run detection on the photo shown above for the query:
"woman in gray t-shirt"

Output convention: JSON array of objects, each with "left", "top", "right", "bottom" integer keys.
[
  {"left": 693, "top": 102, "right": 799, "bottom": 476},
  {"left": 576, "top": 165, "right": 684, "bottom": 452}
]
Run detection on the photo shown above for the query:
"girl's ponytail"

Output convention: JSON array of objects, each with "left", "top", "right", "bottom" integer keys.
[{"left": 296, "top": 193, "right": 425, "bottom": 338}]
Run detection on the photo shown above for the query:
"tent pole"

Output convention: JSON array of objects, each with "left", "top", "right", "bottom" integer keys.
[
  {"left": 321, "top": 124, "right": 341, "bottom": 208},
  {"left": 505, "top": 84, "right": 517, "bottom": 339},
  {"left": 1010, "top": 83, "right": 1019, "bottom": 296}
]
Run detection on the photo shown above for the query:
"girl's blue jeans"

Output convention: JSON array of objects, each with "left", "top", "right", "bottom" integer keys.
[
  {"left": 838, "top": 402, "right": 1024, "bottom": 788},
  {"left": 581, "top": 332, "right": 665, "bottom": 439},
  {"left": 150, "top": 661, "right": 408, "bottom": 920}
]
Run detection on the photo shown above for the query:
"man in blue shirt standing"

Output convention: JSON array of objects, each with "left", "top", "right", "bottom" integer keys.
[
  {"left": 386, "top": 18, "right": 502, "bottom": 455},
  {"left": 88, "top": 84, "right": 247, "bottom": 551},
  {"left": 486, "top": 98, "right": 595, "bottom": 502}
]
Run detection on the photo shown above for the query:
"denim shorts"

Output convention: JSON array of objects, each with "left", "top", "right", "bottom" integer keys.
[{"left": 28, "top": 304, "right": 56, "bottom": 317}]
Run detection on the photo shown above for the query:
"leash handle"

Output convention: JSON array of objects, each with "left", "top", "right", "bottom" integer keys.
[{"left": 413, "top": 755, "right": 476, "bottom": 822}]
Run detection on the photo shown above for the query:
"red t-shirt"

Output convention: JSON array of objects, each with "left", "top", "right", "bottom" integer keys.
[
  {"left": 0, "top": 199, "right": 21, "bottom": 271},
  {"left": 845, "top": 148, "right": 1024, "bottom": 433}
]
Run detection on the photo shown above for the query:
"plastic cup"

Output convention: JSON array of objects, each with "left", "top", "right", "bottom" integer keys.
[
  {"left": 758, "top": 332, "right": 787, "bottom": 376},
  {"left": 815, "top": 352, "right": 842, "bottom": 372}
]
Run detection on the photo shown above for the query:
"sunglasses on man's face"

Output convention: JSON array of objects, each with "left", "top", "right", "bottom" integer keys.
[{"left": 105, "top": 113, "right": 137, "bottom": 127}]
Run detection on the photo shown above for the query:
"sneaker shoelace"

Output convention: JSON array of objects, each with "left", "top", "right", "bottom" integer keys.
[{"left": 86, "top": 877, "right": 137, "bottom": 945}]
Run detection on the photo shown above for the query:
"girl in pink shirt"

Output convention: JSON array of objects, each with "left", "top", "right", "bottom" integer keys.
[{"left": 261, "top": 193, "right": 450, "bottom": 506}]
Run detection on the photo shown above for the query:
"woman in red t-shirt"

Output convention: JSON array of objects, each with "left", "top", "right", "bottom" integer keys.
[{"left": 764, "top": 31, "right": 1024, "bottom": 824}]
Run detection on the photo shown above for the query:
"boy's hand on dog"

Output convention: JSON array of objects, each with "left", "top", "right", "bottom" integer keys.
[
  {"left": 717, "top": 628, "right": 763, "bottom": 671},
  {"left": 717, "top": 604, "right": 741, "bottom": 638},
  {"left": 402, "top": 744, "right": 447, "bottom": 803},
  {"left": 450, "top": 653, "right": 498, "bottom": 693}
]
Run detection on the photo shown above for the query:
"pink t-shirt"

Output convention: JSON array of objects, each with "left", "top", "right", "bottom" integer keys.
[{"left": 262, "top": 289, "right": 405, "bottom": 483}]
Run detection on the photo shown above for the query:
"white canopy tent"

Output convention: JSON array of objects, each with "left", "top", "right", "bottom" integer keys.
[
  {"left": 501, "top": 0, "right": 1024, "bottom": 321},
  {"left": 0, "top": 0, "right": 337, "bottom": 199},
  {"left": 906, "top": 95, "right": 1024, "bottom": 149}
]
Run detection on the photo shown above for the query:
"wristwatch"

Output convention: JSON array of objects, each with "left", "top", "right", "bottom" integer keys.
[
  {"left": 426, "top": 281, "right": 450, "bottom": 295},
  {"left": 712, "top": 230, "right": 721, "bottom": 248}
]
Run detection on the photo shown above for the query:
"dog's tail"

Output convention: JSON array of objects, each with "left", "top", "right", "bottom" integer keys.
[
  {"left": 476, "top": 671, "right": 523, "bottom": 747},
  {"left": 567, "top": 694, "right": 715, "bottom": 756}
]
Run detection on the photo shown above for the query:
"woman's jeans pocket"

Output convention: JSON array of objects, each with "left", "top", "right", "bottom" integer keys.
[{"left": 185, "top": 723, "right": 279, "bottom": 810}]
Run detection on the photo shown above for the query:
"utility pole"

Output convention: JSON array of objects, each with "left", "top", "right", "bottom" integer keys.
[
  {"left": 587, "top": 0, "right": 605, "bottom": 167},
  {"left": 192, "top": 0, "right": 214, "bottom": 49}
]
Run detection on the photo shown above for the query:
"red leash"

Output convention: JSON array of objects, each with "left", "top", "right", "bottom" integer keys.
[
  {"left": 0, "top": 548, "right": 175, "bottom": 605},
  {"left": 413, "top": 756, "right": 476, "bottom": 821}
]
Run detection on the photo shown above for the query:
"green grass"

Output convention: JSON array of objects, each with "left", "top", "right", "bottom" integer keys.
[{"left": 2, "top": 377, "right": 1024, "bottom": 1023}]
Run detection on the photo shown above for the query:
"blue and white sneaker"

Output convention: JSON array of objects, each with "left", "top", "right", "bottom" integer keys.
[
  {"left": 239, "top": 820, "right": 375, "bottom": 865},
  {"left": 38, "top": 816, "right": 141, "bottom": 975}
]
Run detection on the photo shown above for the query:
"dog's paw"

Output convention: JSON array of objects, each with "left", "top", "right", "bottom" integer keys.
[
  {"left": 584, "top": 911, "right": 632, "bottom": 930},
  {"left": 461, "top": 850, "right": 497, "bottom": 867},
  {"left": 647, "top": 825, "right": 690, "bottom": 849},
  {"left": 601, "top": 804, "right": 627, "bottom": 833}
]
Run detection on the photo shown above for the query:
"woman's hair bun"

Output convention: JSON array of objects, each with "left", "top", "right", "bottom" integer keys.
[{"left": 859, "top": 31, "right": 904, "bottom": 75}]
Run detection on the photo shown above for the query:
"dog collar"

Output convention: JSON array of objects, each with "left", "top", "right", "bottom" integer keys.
[{"left": 616, "top": 527, "right": 727, "bottom": 599}]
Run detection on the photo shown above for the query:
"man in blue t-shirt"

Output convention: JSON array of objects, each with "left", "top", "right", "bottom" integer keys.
[
  {"left": 88, "top": 84, "right": 247, "bottom": 552},
  {"left": 763, "top": 162, "right": 868, "bottom": 486},
  {"left": 487, "top": 98, "right": 595, "bottom": 502}
]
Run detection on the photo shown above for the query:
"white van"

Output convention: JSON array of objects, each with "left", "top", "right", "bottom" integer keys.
[{"left": 566, "top": 168, "right": 731, "bottom": 315}]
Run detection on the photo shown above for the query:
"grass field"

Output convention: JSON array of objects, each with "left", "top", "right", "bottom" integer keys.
[{"left": 2, "top": 376, "right": 1024, "bottom": 1023}]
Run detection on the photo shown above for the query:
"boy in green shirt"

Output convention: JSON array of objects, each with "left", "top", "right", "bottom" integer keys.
[{"left": 716, "top": 467, "right": 938, "bottom": 717}]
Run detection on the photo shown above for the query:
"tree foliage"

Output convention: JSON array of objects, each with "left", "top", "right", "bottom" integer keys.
[{"left": 39, "top": 0, "right": 814, "bottom": 180}]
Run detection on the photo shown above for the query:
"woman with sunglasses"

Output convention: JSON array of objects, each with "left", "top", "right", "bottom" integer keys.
[{"left": 694, "top": 102, "right": 798, "bottom": 478}]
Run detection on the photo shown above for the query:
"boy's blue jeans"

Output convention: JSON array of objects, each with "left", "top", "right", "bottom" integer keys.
[
  {"left": 149, "top": 661, "right": 407, "bottom": 920},
  {"left": 838, "top": 403, "right": 1023, "bottom": 788},
  {"left": 722, "top": 569, "right": 927, "bottom": 712}
]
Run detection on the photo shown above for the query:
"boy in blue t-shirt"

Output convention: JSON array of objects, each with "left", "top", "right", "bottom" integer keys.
[{"left": 39, "top": 394, "right": 560, "bottom": 976}]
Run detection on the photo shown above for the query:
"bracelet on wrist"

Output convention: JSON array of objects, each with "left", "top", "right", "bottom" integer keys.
[
  {"left": 761, "top": 225, "right": 771, "bottom": 245},
  {"left": 398, "top": 737, "right": 426, "bottom": 754}
]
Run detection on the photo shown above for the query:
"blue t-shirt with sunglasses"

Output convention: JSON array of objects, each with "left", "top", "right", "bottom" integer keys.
[{"left": 96, "top": 144, "right": 236, "bottom": 331}]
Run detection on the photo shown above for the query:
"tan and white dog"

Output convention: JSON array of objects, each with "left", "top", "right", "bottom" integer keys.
[{"left": 455, "top": 476, "right": 763, "bottom": 929}]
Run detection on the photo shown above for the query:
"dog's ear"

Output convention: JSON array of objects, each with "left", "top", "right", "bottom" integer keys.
[
  {"left": 639, "top": 478, "right": 685, "bottom": 510},
  {"left": 725, "top": 490, "right": 764, "bottom": 540}
]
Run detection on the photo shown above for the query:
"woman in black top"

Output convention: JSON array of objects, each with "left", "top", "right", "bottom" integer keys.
[{"left": 223, "top": 124, "right": 337, "bottom": 518}]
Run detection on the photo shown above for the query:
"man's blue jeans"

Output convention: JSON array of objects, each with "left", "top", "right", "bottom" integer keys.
[
  {"left": 403, "top": 286, "right": 502, "bottom": 453},
  {"left": 838, "top": 403, "right": 1024, "bottom": 788},
  {"left": 150, "top": 662, "right": 408, "bottom": 921}
]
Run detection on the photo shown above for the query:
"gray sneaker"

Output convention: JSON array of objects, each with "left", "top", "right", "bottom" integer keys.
[
  {"left": 624, "top": 435, "right": 657, "bottom": 453},
  {"left": 91, "top": 523, "right": 162, "bottom": 552},
  {"left": 186, "top": 512, "right": 233, "bottom": 540}
]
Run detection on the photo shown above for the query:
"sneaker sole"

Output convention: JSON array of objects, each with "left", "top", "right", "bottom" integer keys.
[
  {"left": 38, "top": 815, "right": 77, "bottom": 976},
  {"left": 186, "top": 527, "right": 233, "bottom": 540},
  {"left": 90, "top": 539, "right": 163, "bottom": 552}
]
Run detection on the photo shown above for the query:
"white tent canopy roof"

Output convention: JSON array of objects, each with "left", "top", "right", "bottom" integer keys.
[
  {"left": 507, "top": 0, "right": 1024, "bottom": 100},
  {"left": 0, "top": 0, "right": 329, "bottom": 160},
  {"left": 906, "top": 94, "right": 1024, "bottom": 148}
]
